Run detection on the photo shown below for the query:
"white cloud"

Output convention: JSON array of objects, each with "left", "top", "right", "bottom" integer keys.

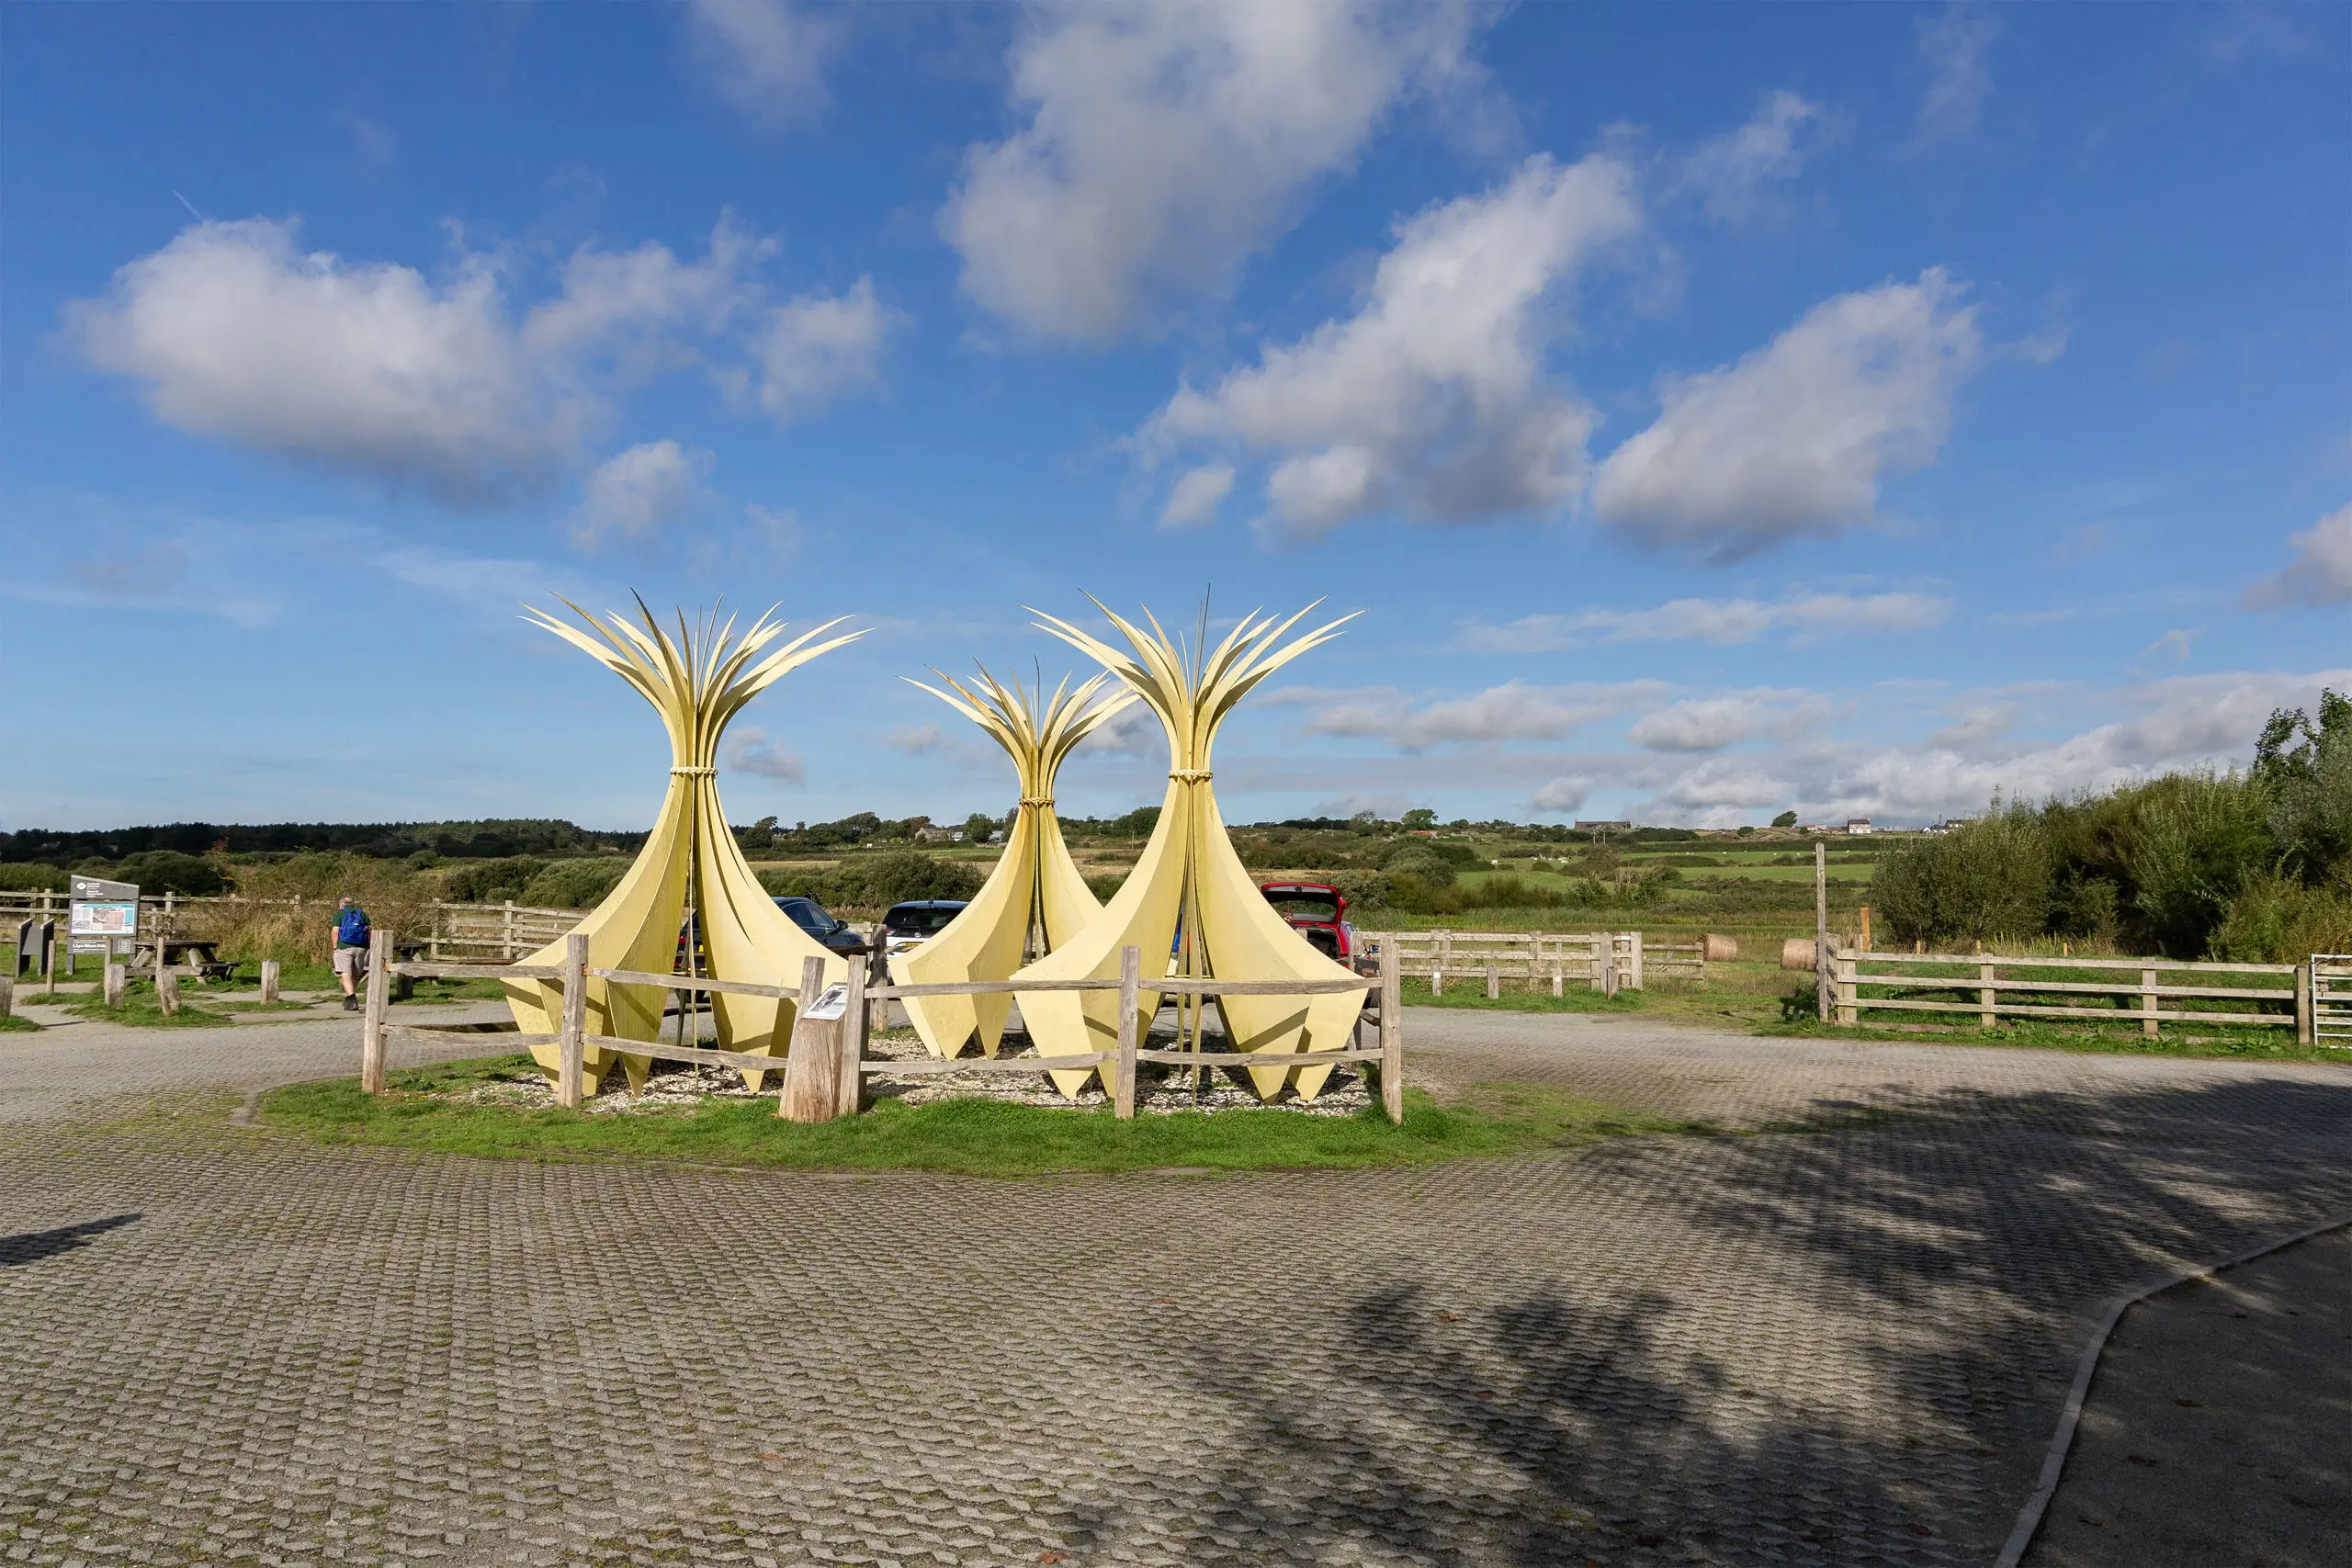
[
  {"left": 570, "top": 441, "right": 714, "bottom": 548},
  {"left": 1457, "top": 591, "right": 1949, "bottom": 651},
  {"left": 1530, "top": 775, "right": 1591, "bottom": 814},
  {"left": 66, "top": 219, "right": 580, "bottom": 503},
  {"left": 1310, "top": 792, "right": 1415, "bottom": 821},
  {"left": 1274, "top": 679, "right": 1668, "bottom": 752},
  {"left": 1592, "top": 270, "right": 1981, "bottom": 559},
  {"left": 753, "top": 276, "right": 892, "bottom": 421},
  {"left": 65, "top": 214, "right": 872, "bottom": 503},
  {"left": 684, "top": 0, "right": 838, "bottom": 129},
  {"left": 1078, "top": 702, "right": 1164, "bottom": 761},
  {"left": 944, "top": 0, "right": 1486, "bottom": 343},
  {"left": 1159, "top": 464, "right": 1235, "bottom": 529},
  {"left": 1627, "top": 691, "right": 1831, "bottom": 753},
  {"left": 1679, "top": 90, "right": 1821, "bottom": 224},
  {"left": 723, "top": 725, "right": 806, "bottom": 783},
  {"left": 1915, "top": 4, "right": 1998, "bottom": 143},
  {"left": 1146, "top": 152, "right": 1640, "bottom": 540},
  {"left": 2244, "top": 503, "right": 2352, "bottom": 606}
]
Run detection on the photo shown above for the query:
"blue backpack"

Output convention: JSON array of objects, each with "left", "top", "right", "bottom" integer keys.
[{"left": 337, "top": 906, "right": 371, "bottom": 948}]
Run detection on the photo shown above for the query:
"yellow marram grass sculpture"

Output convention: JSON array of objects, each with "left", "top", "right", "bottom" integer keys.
[
  {"left": 1012, "top": 599, "right": 1369, "bottom": 1102},
  {"left": 894, "top": 665, "right": 1134, "bottom": 1077},
  {"left": 505, "top": 597, "right": 864, "bottom": 1098}
]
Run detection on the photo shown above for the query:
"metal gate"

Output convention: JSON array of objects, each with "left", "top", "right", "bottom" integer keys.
[{"left": 2312, "top": 955, "right": 2352, "bottom": 1047}]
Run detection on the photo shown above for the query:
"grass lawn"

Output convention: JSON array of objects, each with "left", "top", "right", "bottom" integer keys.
[
  {"left": 0, "top": 1012, "right": 37, "bottom": 1032},
  {"left": 259, "top": 1053, "right": 1703, "bottom": 1177}
]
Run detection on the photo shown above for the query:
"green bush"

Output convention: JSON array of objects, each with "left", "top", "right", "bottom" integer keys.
[
  {"left": 2211, "top": 874, "right": 2352, "bottom": 963},
  {"left": 0, "top": 863, "right": 67, "bottom": 893},
  {"left": 113, "top": 850, "right": 227, "bottom": 896},
  {"left": 1875, "top": 809, "right": 2052, "bottom": 946},
  {"left": 1084, "top": 872, "right": 1125, "bottom": 902},
  {"left": 443, "top": 856, "right": 548, "bottom": 903},
  {"left": 517, "top": 858, "right": 630, "bottom": 910},
  {"left": 1380, "top": 844, "right": 1457, "bottom": 887},
  {"left": 759, "top": 852, "right": 985, "bottom": 911}
]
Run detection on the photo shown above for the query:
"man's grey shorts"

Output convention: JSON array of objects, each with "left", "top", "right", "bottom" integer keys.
[{"left": 333, "top": 945, "right": 368, "bottom": 978}]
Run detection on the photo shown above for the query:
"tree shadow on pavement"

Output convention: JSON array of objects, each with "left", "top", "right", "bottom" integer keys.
[{"left": 1126, "top": 1074, "right": 2352, "bottom": 1566}]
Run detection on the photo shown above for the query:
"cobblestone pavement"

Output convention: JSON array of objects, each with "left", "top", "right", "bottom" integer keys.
[{"left": 3, "top": 1010, "right": 2349, "bottom": 1567}]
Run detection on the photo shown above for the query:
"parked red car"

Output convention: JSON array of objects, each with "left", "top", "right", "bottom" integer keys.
[{"left": 1259, "top": 882, "right": 1376, "bottom": 975}]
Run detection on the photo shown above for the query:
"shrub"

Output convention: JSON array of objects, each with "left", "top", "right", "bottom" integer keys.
[
  {"left": 847, "top": 851, "right": 984, "bottom": 908},
  {"left": 180, "top": 852, "right": 437, "bottom": 963},
  {"left": 2211, "top": 874, "right": 2352, "bottom": 963},
  {"left": 0, "top": 863, "right": 67, "bottom": 893},
  {"left": 1380, "top": 844, "right": 1457, "bottom": 887},
  {"left": 518, "top": 858, "right": 630, "bottom": 910},
  {"left": 443, "top": 856, "right": 548, "bottom": 903},
  {"left": 1875, "top": 809, "right": 2052, "bottom": 946},
  {"left": 1084, "top": 872, "right": 1125, "bottom": 902},
  {"left": 112, "top": 850, "right": 228, "bottom": 897},
  {"left": 1323, "top": 870, "right": 1391, "bottom": 910}
]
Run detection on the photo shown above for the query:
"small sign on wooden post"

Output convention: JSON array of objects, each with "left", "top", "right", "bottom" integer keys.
[
  {"left": 778, "top": 957, "right": 838, "bottom": 1122},
  {"left": 833, "top": 953, "right": 867, "bottom": 1120}
]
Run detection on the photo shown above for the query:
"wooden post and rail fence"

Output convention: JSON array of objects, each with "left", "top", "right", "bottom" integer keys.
[
  {"left": 359, "top": 931, "right": 1407, "bottom": 1124},
  {"left": 1824, "top": 947, "right": 2323, "bottom": 1045},
  {"left": 1376, "top": 929, "right": 1703, "bottom": 998}
]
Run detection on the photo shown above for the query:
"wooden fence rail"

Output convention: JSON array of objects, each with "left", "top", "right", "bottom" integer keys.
[
  {"left": 1830, "top": 948, "right": 2315, "bottom": 1043},
  {"left": 364, "top": 935, "right": 1406, "bottom": 1124},
  {"left": 1375, "top": 930, "right": 1702, "bottom": 998}
]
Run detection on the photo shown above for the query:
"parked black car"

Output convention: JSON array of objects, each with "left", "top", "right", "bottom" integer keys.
[{"left": 676, "top": 895, "right": 868, "bottom": 969}]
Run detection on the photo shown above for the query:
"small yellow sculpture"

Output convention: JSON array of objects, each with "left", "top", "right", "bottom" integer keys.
[
  {"left": 1012, "top": 599, "right": 1368, "bottom": 1101},
  {"left": 895, "top": 666, "right": 1135, "bottom": 1082},
  {"left": 506, "top": 598, "right": 864, "bottom": 1097}
]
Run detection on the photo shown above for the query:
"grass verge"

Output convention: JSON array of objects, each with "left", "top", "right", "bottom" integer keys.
[
  {"left": 1760, "top": 1016, "right": 2346, "bottom": 1064},
  {"left": 258, "top": 1053, "right": 1702, "bottom": 1177},
  {"left": 1398, "top": 976, "right": 1645, "bottom": 1015},
  {"left": 0, "top": 1012, "right": 38, "bottom": 1032},
  {"left": 40, "top": 983, "right": 232, "bottom": 1028}
]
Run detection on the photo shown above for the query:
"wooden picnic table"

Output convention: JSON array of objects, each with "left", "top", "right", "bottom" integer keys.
[{"left": 135, "top": 938, "right": 238, "bottom": 983}]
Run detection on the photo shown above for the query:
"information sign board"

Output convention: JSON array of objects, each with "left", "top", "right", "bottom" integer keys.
[{"left": 69, "top": 876, "right": 141, "bottom": 957}]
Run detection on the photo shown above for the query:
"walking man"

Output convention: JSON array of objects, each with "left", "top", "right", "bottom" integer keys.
[{"left": 333, "top": 896, "right": 371, "bottom": 1011}]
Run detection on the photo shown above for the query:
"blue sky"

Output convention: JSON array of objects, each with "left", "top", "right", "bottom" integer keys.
[{"left": 3, "top": 2, "right": 2346, "bottom": 833}]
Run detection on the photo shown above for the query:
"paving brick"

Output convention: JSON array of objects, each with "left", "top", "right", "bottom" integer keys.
[{"left": 1, "top": 1010, "right": 2347, "bottom": 1566}]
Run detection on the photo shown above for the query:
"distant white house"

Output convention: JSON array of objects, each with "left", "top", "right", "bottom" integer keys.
[{"left": 1846, "top": 818, "right": 1874, "bottom": 836}]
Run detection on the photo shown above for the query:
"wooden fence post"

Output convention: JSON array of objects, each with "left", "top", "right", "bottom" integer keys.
[
  {"left": 503, "top": 900, "right": 517, "bottom": 962},
  {"left": 1836, "top": 951, "right": 1858, "bottom": 1026},
  {"left": 556, "top": 933, "right": 588, "bottom": 1109},
  {"left": 1431, "top": 930, "right": 1448, "bottom": 996},
  {"left": 360, "top": 929, "right": 390, "bottom": 1093},
  {"left": 1114, "top": 943, "right": 1141, "bottom": 1120},
  {"left": 1379, "top": 941, "right": 1403, "bottom": 1125},
  {"left": 1550, "top": 952, "right": 1563, "bottom": 998},
  {"left": 156, "top": 967, "right": 181, "bottom": 1017},
  {"left": 1589, "top": 932, "right": 1607, "bottom": 992},
  {"left": 1601, "top": 934, "right": 1621, "bottom": 999},
  {"left": 835, "top": 952, "right": 867, "bottom": 1119},
  {"left": 2140, "top": 967, "right": 2159, "bottom": 1038},
  {"left": 1629, "top": 931, "right": 1645, "bottom": 990},
  {"left": 1980, "top": 962, "right": 1998, "bottom": 1032},
  {"left": 103, "top": 961, "right": 124, "bottom": 1009},
  {"left": 259, "top": 959, "right": 280, "bottom": 1004},
  {"left": 1484, "top": 959, "right": 1498, "bottom": 1000},
  {"left": 1815, "top": 842, "right": 1831, "bottom": 1024},
  {"left": 1860, "top": 905, "right": 1871, "bottom": 953},
  {"left": 430, "top": 903, "right": 444, "bottom": 964},
  {"left": 2297, "top": 963, "right": 2314, "bottom": 1046},
  {"left": 0, "top": 974, "right": 11, "bottom": 1020},
  {"left": 778, "top": 957, "right": 834, "bottom": 1122}
]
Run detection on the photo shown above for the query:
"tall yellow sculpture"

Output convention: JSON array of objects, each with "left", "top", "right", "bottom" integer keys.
[
  {"left": 895, "top": 666, "right": 1134, "bottom": 1080},
  {"left": 1012, "top": 600, "right": 1368, "bottom": 1101},
  {"left": 505, "top": 598, "right": 865, "bottom": 1097}
]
